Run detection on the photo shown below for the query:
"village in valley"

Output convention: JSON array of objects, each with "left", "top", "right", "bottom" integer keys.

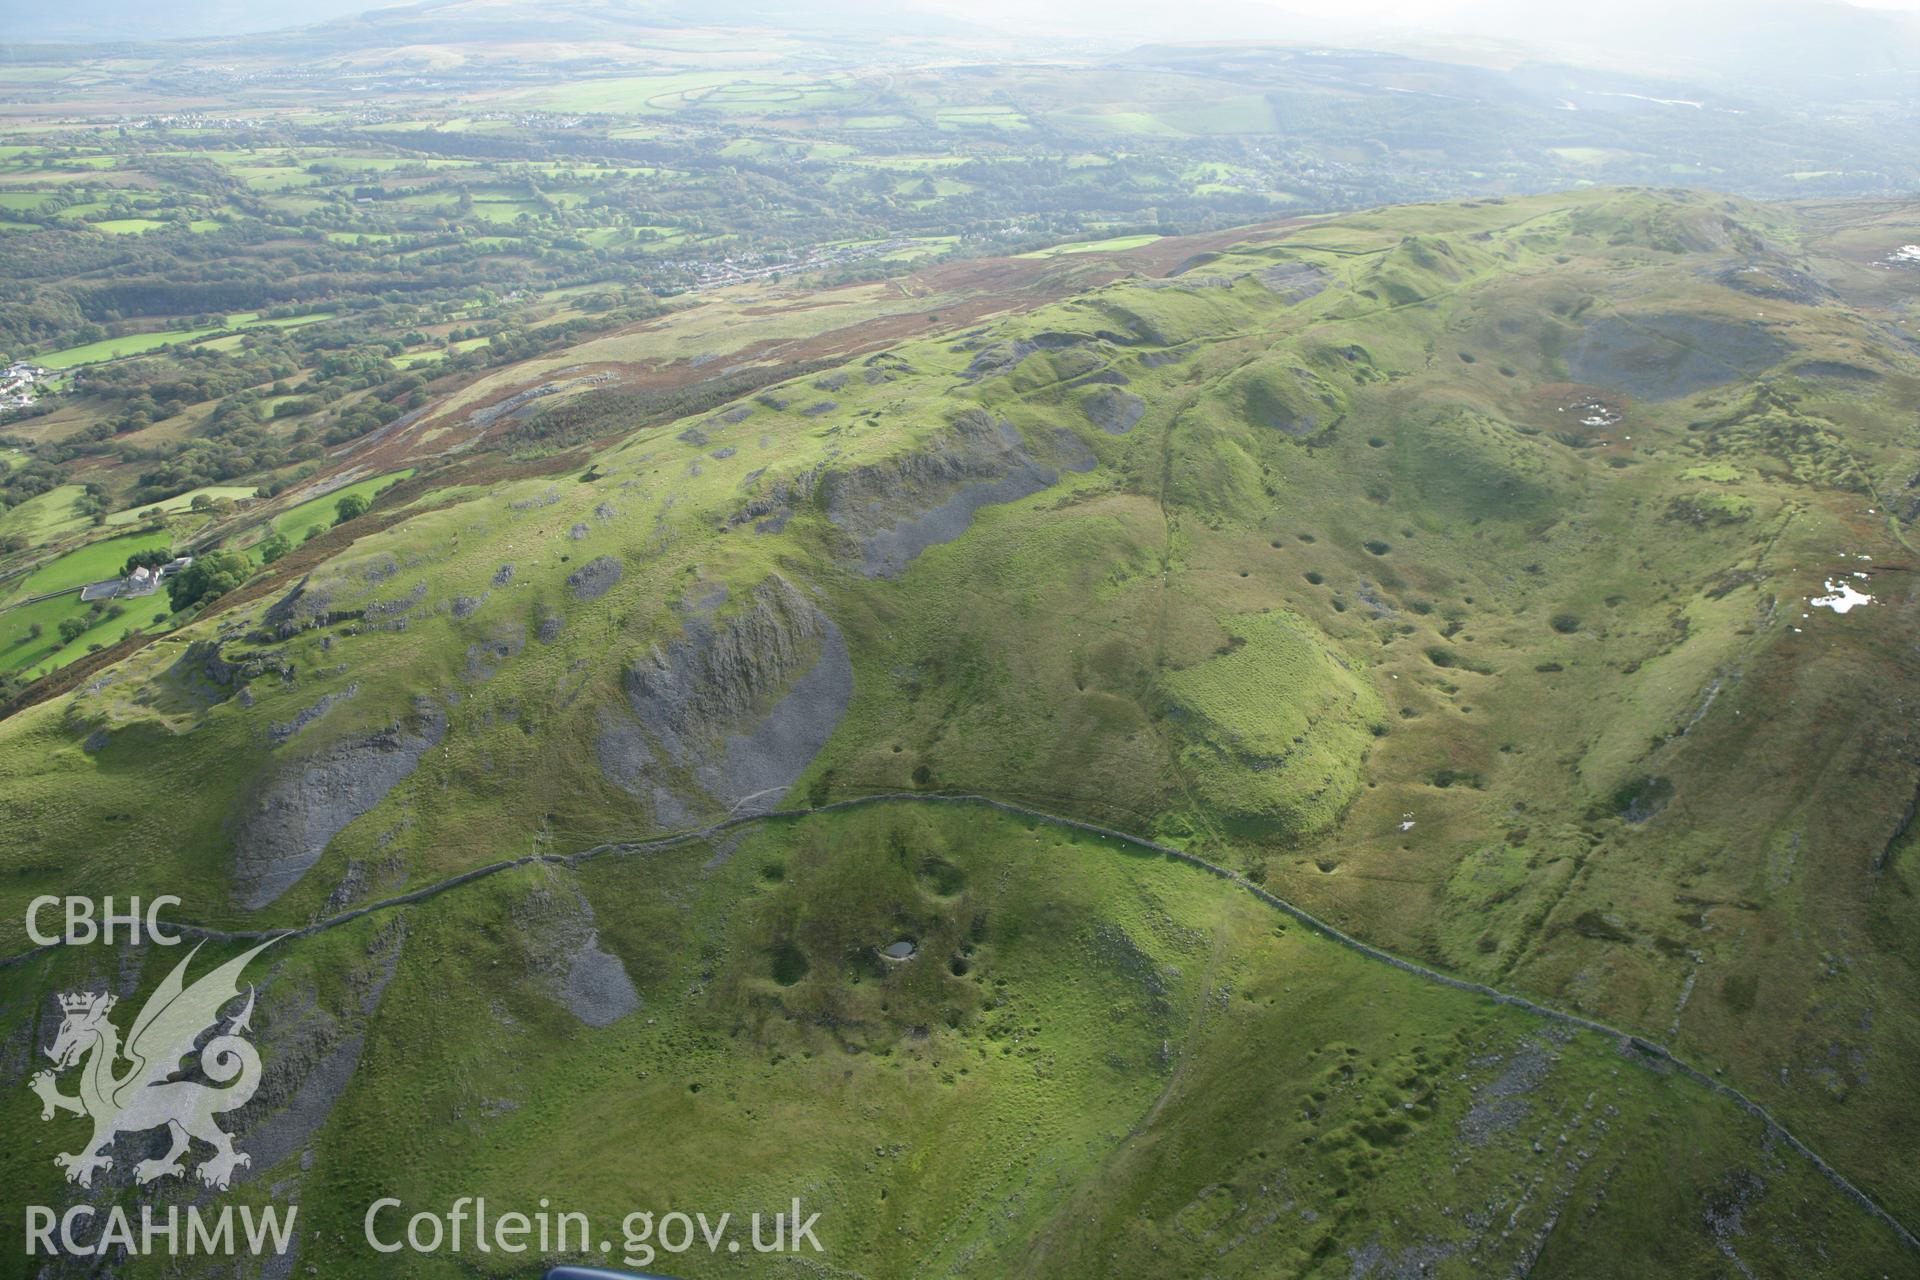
[{"left": 1, "top": 362, "right": 45, "bottom": 413}]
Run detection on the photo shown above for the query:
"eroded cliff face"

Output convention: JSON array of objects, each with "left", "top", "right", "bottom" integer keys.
[
  {"left": 237, "top": 919, "right": 406, "bottom": 1193},
  {"left": 818, "top": 407, "right": 1095, "bottom": 577},
  {"left": 230, "top": 697, "right": 447, "bottom": 909},
  {"left": 595, "top": 574, "right": 852, "bottom": 826}
]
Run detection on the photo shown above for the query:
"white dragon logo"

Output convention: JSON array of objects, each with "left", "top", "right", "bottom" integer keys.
[{"left": 30, "top": 940, "right": 274, "bottom": 1191}]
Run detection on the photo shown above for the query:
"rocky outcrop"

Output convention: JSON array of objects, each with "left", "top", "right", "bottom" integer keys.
[
  {"left": 267, "top": 684, "right": 358, "bottom": 747},
  {"left": 1711, "top": 258, "right": 1833, "bottom": 307},
  {"left": 729, "top": 465, "right": 823, "bottom": 535},
  {"left": 514, "top": 884, "right": 642, "bottom": 1027},
  {"left": 360, "top": 581, "right": 427, "bottom": 631},
  {"left": 464, "top": 623, "right": 526, "bottom": 682},
  {"left": 231, "top": 697, "right": 447, "bottom": 909},
  {"left": 567, "top": 554, "right": 623, "bottom": 599},
  {"left": 820, "top": 408, "right": 1094, "bottom": 577},
  {"left": 595, "top": 575, "right": 851, "bottom": 823},
  {"left": 1567, "top": 313, "right": 1789, "bottom": 402},
  {"left": 1081, "top": 386, "right": 1145, "bottom": 435},
  {"left": 260, "top": 577, "right": 339, "bottom": 639},
  {"left": 170, "top": 638, "right": 294, "bottom": 699},
  {"left": 237, "top": 920, "right": 405, "bottom": 1184},
  {"left": 1257, "top": 260, "right": 1331, "bottom": 303}
]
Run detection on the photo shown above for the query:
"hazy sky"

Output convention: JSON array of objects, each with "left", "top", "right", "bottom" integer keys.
[
  {"left": 926, "top": 0, "right": 1920, "bottom": 35},
  {"left": 11, "top": 0, "right": 1920, "bottom": 61},
  {"left": 906, "top": 0, "right": 1920, "bottom": 83}
]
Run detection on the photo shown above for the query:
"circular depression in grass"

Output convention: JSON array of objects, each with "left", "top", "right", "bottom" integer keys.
[{"left": 769, "top": 940, "right": 809, "bottom": 985}]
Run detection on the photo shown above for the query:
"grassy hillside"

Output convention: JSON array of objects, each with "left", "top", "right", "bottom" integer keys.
[{"left": 4, "top": 187, "right": 1920, "bottom": 1276}]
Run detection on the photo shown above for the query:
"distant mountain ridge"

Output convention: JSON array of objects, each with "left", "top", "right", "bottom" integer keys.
[{"left": 7, "top": 0, "right": 980, "bottom": 46}]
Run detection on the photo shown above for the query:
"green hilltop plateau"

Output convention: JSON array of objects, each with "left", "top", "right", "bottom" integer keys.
[{"left": 4, "top": 187, "right": 1920, "bottom": 1277}]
